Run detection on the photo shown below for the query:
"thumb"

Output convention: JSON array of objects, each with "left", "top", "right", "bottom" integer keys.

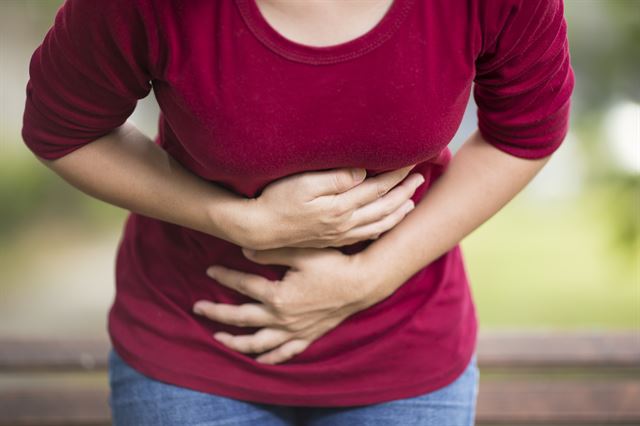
[
  {"left": 309, "top": 168, "right": 366, "bottom": 197},
  {"left": 242, "top": 247, "right": 307, "bottom": 269}
]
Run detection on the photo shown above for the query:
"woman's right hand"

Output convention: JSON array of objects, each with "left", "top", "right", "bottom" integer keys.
[{"left": 244, "top": 165, "right": 426, "bottom": 250}]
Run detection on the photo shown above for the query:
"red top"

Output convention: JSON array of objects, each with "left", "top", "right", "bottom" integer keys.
[{"left": 22, "top": 0, "right": 574, "bottom": 406}]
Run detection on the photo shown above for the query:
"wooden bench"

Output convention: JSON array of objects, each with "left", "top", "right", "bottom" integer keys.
[{"left": 1, "top": 331, "right": 639, "bottom": 425}]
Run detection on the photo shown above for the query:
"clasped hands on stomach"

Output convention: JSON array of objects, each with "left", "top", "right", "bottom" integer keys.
[{"left": 194, "top": 164, "right": 425, "bottom": 364}]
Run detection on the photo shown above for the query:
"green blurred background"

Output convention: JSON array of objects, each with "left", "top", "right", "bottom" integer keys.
[{"left": 0, "top": 0, "right": 638, "bottom": 340}]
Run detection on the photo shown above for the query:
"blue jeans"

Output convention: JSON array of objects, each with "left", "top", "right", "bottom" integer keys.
[{"left": 108, "top": 347, "right": 479, "bottom": 426}]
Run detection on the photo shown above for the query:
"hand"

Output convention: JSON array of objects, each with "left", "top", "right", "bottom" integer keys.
[
  {"left": 244, "top": 165, "right": 425, "bottom": 250},
  {"left": 192, "top": 246, "right": 378, "bottom": 365}
]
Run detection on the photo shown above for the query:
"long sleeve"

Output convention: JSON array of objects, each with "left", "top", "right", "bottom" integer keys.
[
  {"left": 473, "top": 0, "right": 575, "bottom": 159},
  {"left": 21, "top": 0, "right": 161, "bottom": 160}
]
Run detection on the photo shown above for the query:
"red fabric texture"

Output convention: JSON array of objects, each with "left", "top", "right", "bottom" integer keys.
[{"left": 22, "top": 0, "right": 574, "bottom": 406}]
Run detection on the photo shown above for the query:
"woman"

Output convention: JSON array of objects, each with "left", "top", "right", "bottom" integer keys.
[{"left": 21, "top": 0, "right": 574, "bottom": 424}]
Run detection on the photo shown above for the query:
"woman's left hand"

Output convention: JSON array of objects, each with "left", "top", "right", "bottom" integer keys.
[{"left": 192, "top": 246, "right": 377, "bottom": 365}]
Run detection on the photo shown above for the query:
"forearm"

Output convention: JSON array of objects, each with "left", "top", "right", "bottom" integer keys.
[
  {"left": 37, "top": 121, "right": 254, "bottom": 246},
  {"left": 355, "top": 129, "right": 553, "bottom": 304}
]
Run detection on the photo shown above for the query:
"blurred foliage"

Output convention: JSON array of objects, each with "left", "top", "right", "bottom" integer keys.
[
  {"left": 563, "top": 0, "right": 640, "bottom": 263},
  {"left": 463, "top": 191, "right": 638, "bottom": 328},
  {"left": 0, "top": 153, "right": 125, "bottom": 242},
  {"left": 599, "top": 174, "right": 640, "bottom": 265},
  {"left": 565, "top": 0, "right": 640, "bottom": 116}
]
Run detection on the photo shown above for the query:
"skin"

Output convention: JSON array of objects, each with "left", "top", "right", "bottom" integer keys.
[{"left": 251, "top": 0, "right": 395, "bottom": 48}]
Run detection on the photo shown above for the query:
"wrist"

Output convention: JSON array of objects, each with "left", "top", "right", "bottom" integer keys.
[
  {"left": 203, "top": 195, "right": 264, "bottom": 249},
  {"left": 241, "top": 196, "right": 279, "bottom": 250},
  {"left": 348, "top": 250, "right": 394, "bottom": 310}
]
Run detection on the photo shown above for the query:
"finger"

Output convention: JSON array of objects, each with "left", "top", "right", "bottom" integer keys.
[
  {"left": 327, "top": 165, "right": 418, "bottom": 214},
  {"left": 193, "top": 301, "right": 279, "bottom": 327},
  {"left": 300, "top": 167, "right": 367, "bottom": 198},
  {"left": 343, "top": 198, "right": 415, "bottom": 243},
  {"left": 348, "top": 172, "right": 424, "bottom": 228},
  {"left": 207, "top": 266, "right": 278, "bottom": 304},
  {"left": 255, "top": 339, "right": 311, "bottom": 364},
  {"left": 214, "top": 327, "right": 291, "bottom": 354},
  {"left": 242, "top": 246, "right": 308, "bottom": 269}
]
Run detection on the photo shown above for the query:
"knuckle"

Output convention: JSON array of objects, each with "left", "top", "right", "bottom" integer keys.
[
  {"left": 389, "top": 212, "right": 404, "bottom": 226},
  {"left": 234, "top": 313, "right": 248, "bottom": 327},
  {"left": 322, "top": 225, "right": 341, "bottom": 237},
  {"left": 398, "top": 202, "right": 413, "bottom": 217},
  {"left": 390, "top": 205, "right": 405, "bottom": 219},
  {"left": 249, "top": 341, "right": 266, "bottom": 353},
  {"left": 317, "top": 202, "right": 338, "bottom": 222},
  {"left": 269, "top": 293, "right": 287, "bottom": 311},
  {"left": 236, "top": 276, "right": 249, "bottom": 291},
  {"left": 277, "top": 314, "right": 295, "bottom": 327},
  {"left": 279, "top": 317, "right": 302, "bottom": 331},
  {"left": 405, "top": 181, "right": 418, "bottom": 194},
  {"left": 291, "top": 340, "right": 308, "bottom": 354},
  {"left": 334, "top": 220, "right": 351, "bottom": 234},
  {"left": 331, "top": 173, "right": 346, "bottom": 193},
  {"left": 375, "top": 221, "right": 390, "bottom": 234},
  {"left": 329, "top": 199, "right": 349, "bottom": 217},
  {"left": 281, "top": 346, "right": 295, "bottom": 359},
  {"left": 289, "top": 322, "right": 307, "bottom": 332},
  {"left": 382, "top": 201, "right": 397, "bottom": 216}
]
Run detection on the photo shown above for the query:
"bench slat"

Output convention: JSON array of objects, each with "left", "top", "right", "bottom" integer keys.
[
  {"left": 2, "top": 331, "right": 639, "bottom": 371},
  {"left": 0, "top": 339, "right": 108, "bottom": 371},
  {"left": 477, "top": 380, "right": 640, "bottom": 424},
  {"left": 0, "top": 387, "right": 109, "bottom": 426},
  {"left": 478, "top": 330, "right": 640, "bottom": 368}
]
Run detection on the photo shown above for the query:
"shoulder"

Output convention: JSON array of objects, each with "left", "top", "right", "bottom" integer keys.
[
  {"left": 57, "top": 0, "right": 157, "bottom": 22},
  {"left": 52, "top": 0, "right": 159, "bottom": 41},
  {"left": 475, "top": 0, "right": 564, "bottom": 56},
  {"left": 51, "top": 0, "right": 167, "bottom": 78}
]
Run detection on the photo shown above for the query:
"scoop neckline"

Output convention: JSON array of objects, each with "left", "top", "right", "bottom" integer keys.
[{"left": 234, "top": 0, "right": 414, "bottom": 65}]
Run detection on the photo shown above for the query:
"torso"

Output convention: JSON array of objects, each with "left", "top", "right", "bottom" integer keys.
[
  {"left": 110, "top": 0, "right": 479, "bottom": 404},
  {"left": 154, "top": 0, "right": 475, "bottom": 198}
]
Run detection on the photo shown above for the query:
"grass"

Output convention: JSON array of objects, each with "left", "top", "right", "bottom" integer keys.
[{"left": 462, "top": 188, "right": 639, "bottom": 329}]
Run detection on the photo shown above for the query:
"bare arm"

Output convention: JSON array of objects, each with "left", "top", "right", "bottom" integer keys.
[
  {"left": 37, "top": 121, "right": 254, "bottom": 246},
  {"left": 355, "top": 129, "right": 553, "bottom": 306},
  {"left": 37, "top": 120, "right": 423, "bottom": 251}
]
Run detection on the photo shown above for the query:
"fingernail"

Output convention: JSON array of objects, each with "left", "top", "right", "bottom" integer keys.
[
  {"left": 206, "top": 266, "right": 218, "bottom": 277},
  {"left": 242, "top": 248, "right": 255, "bottom": 257},
  {"left": 415, "top": 174, "right": 425, "bottom": 186},
  {"left": 193, "top": 303, "right": 205, "bottom": 315}
]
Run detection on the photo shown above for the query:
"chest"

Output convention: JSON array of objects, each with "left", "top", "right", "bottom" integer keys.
[{"left": 151, "top": 1, "right": 475, "bottom": 195}]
